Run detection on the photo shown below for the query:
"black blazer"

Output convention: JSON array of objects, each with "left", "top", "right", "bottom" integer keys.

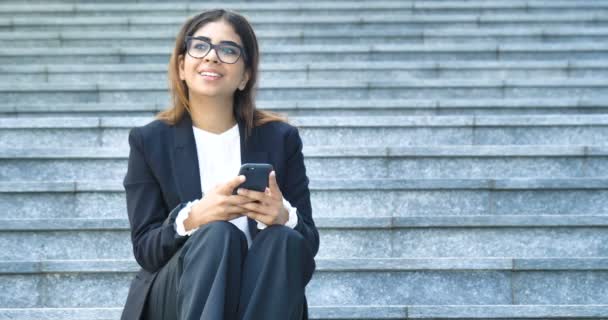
[{"left": 120, "top": 112, "right": 320, "bottom": 320}]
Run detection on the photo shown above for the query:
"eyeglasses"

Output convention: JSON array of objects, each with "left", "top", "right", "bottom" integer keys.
[{"left": 184, "top": 36, "right": 246, "bottom": 64}]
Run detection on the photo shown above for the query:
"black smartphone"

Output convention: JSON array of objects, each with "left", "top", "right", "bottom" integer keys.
[{"left": 232, "top": 163, "right": 274, "bottom": 195}]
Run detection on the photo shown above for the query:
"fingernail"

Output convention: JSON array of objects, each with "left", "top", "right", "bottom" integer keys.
[{"left": 271, "top": 171, "right": 275, "bottom": 176}]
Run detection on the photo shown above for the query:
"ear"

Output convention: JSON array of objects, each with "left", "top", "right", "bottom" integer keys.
[
  {"left": 238, "top": 69, "right": 250, "bottom": 91},
  {"left": 178, "top": 55, "right": 185, "bottom": 81}
]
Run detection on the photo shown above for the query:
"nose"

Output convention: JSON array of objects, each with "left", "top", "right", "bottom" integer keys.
[{"left": 204, "top": 47, "right": 221, "bottom": 63}]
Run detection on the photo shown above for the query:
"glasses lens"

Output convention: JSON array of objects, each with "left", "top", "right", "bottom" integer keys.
[
  {"left": 186, "top": 38, "right": 243, "bottom": 64},
  {"left": 187, "top": 39, "right": 210, "bottom": 58},
  {"left": 217, "top": 44, "right": 241, "bottom": 64}
]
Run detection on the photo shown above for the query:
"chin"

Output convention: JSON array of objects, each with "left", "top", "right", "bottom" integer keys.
[{"left": 190, "top": 87, "right": 230, "bottom": 99}]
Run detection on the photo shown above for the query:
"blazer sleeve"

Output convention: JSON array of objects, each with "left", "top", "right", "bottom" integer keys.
[
  {"left": 123, "top": 127, "right": 189, "bottom": 273},
  {"left": 284, "top": 126, "right": 320, "bottom": 257}
]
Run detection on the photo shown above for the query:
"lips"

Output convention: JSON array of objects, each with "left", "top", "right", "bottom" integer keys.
[
  {"left": 198, "top": 68, "right": 223, "bottom": 77},
  {"left": 199, "top": 71, "right": 222, "bottom": 77}
]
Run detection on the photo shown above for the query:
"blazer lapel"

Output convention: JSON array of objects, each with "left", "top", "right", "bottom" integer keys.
[
  {"left": 173, "top": 112, "right": 203, "bottom": 202},
  {"left": 173, "top": 112, "right": 268, "bottom": 240}
]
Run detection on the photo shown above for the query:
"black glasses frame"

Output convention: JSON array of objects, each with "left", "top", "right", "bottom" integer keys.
[{"left": 184, "top": 36, "right": 247, "bottom": 64}]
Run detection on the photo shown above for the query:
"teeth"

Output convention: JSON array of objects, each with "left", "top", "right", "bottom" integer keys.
[{"left": 199, "top": 72, "right": 222, "bottom": 77}]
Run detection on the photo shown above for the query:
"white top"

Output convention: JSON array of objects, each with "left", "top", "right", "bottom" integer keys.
[{"left": 174, "top": 122, "right": 298, "bottom": 248}]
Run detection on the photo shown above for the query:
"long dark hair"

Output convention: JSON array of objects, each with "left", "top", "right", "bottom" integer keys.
[{"left": 156, "top": 9, "right": 288, "bottom": 141}]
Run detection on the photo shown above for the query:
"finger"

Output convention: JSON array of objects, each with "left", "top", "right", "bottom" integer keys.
[
  {"left": 236, "top": 187, "right": 266, "bottom": 202},
  {"left": 244, "top": 211, "right": 270, "bottom": 225},
  {"left": 268, "top": 171, "right": 282, "bottom": 199},
  {"left": 224, "top": 205, "right": 251, "bottom": 215},
  {"left": 237, "top": 201, "right": 268, "bottom": 215},
  {"left": 219, "top": 175, "right": 245, "bottom": 194},
  {"left": 224, "top": 212, "right": 244, "bottom": 221},
  {"left": 226, "top": 194, "right": 259, "bottom": 206}
]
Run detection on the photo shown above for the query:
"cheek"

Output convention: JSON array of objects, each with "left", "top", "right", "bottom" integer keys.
[{"left": 183, "top": 60, "right": 198, "bottom": 77}]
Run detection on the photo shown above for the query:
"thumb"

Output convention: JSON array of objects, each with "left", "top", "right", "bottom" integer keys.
[{"left": 220, "top": 175, "right": 245, "bottom": 195}]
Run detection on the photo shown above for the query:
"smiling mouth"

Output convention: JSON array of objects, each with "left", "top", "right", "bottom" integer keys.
[{"left": 198, "top": 71, "right": 223, "bottom": 79}]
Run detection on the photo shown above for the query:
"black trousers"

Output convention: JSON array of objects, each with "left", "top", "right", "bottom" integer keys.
[{"left": 143, "top": 221, "right": 316, "bottom": 320}]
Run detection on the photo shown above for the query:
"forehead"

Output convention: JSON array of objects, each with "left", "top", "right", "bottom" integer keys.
[{"left": 192, "top": 20, "right": 242, "bottom": 45}]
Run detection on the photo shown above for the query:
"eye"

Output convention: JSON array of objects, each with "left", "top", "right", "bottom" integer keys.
[
  {"left": 193, "top": 42, "right": 209, "bottom": 50},
  {"left": 220, "top": 46, "right": 239, "bottom": 55}
]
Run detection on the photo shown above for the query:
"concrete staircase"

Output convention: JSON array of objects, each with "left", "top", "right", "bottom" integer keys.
[{"left": 1, "top": 0, "right": 608, "bottom": 319}]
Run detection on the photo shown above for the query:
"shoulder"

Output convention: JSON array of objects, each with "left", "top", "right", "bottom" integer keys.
[
  {"left": 254, "top": 119, "right": 299, "bottom": 139},
  {"left": 131, "top": 119, "right": 173, "bottom": 139},
  {"left": 129, "top": 119, "right": 173, "bottom": 144},
  {"left": 136, "top": 118, "right": 172, "bottom": 136},
  {"left": 254, "top": 120, "right": 303, "bottom": 153}
]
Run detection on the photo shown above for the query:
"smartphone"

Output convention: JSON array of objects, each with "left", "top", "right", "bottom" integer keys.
[{"left": 232, "top": 163, "right": 273, "bottom": 195}]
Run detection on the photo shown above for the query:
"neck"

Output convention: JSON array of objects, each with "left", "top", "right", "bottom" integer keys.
[{"left": 188, "top": 93, "right": 237, "bottom": 134}]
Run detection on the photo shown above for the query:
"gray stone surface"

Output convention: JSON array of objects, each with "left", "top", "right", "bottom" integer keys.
[
  {"left": 1, "top": 304, "right": 607, "bottom": 320},
  {"left": 3, "top": 59, "right": 608, "bottom": 83},
  {"left": 4, "top": 225, "right": 606, "bottom": 260},
  {"left": 407, "top": 304, "right": 608, "bottom": 319},
  {"left": 3, "top": 256, "right": 607, "bottom": 273},
  {"left": 3, "top": 114, "right": 608, "bottom": 147},
  {"left": 3, "top": 146, "right": 608, "bottom": 180},
  {"left": 2, "top": 268, "right": 605, "bottom": 307},
  {"left": 4, "top": 214, "right": 607, "bottom": 230},
  {"left": 0, "top": 269, "right": 512, "bottom": 307},
  {"left": 3, "top": 180, "right": 608, "bottom": 219},
  {"left": 513, "top": 271, "right": 608, "bottom": 304},
  {"left": 2, "top": 98, "right": 607, "bottom": 117},
  {"left": 3, "top": 27, "right": 608, "bottom": 47}
]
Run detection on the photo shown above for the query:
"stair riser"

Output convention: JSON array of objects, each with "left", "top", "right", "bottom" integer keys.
[
  {"left": 3, "top": 88, "right": 608, "bottom": 104},
  {"left": 3, "top": 34, "right": 607, "bottom": 48},
  {"left": 1, "top": 270, "right": 606, "bottom": 307},
  {"left": 1, "top": 126, "right": 607, "bottom": 148},
  {"left": 1, "top": 50, "right": 607, "bottom": 64},
  {"left": 3, "top": 21, "right": 608, "bottom": 33},
  {"left": 2, "top": 68, "right": 606, "bottom": 83},
  {"left": 0, "top": 10, "right": 418, "bottom": 19},
  {"left": 1, "top": 156, "right": 607, "bottom": 181},
  {"left": 3, "top": 8, "right": 608, "bottom": 18},
  {"left": 1, "top": 189, "right": 606, "bottom": 219},
  {"left": 4, "top": 107, "right": 608, "bottom": 117},
  {"left": 1, "top": 227, "right": 606, "bottom": 260}
]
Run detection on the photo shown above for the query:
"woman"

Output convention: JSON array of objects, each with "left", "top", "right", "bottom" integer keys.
[{"left": 121, "top": 9, "right": 319, "bottom": 320}]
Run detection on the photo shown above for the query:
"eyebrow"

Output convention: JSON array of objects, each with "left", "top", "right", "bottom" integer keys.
[{"left": 193, "top": 36, "right": 241, "bottom": 47}]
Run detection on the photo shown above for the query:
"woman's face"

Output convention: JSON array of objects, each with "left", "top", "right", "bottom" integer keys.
[{"left": 179, "top": 20, "right": 250, "bottom": 100}]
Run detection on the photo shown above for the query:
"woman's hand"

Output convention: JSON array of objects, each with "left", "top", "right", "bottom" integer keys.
[
  {"left": 185, "top": 175, "right": 257, "bottom": 231},
  {"left": 236, "top": 171, "right": 289, "bottom": 226}
]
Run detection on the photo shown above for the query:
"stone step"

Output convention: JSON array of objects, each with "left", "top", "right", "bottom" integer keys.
[
  {"left": 2, "top": 27, "right": 608, "bottom": 47},
  {"left": 3, "top": 43, "right": 607, "bottom": 64},
  {"left": 1, "top": 98, "right": 606, "bottom": 117},
  {"left": 3, "top": 79, "right": 608, "bottom": 104},
  {"left": 1, "top": 145, "right": 607, "bottom": 181},
  {"left": 0, "top": 258, "right": 605, "bottom": 307},
  {"left": 1, "top": 2, "right": 607, "bottom": 18},
  {"left": 1, "top": 305, "right": 607, "bottom": 320},
  {"left": 2, "top": 13, "right": 608, "bottom": 32},
  {"left": 2, "top": 61, "right": 608, "bottom": 83},
  {"left": 1, "top": 215, "right": 606, "bottom": 260},
  {"left": 1, "top": 178, "right": 606, "bottom": 219},
  {"left": 1, "top": 115, "right": 607, "bottom": 148}
]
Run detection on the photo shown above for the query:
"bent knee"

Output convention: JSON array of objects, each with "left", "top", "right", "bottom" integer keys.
[
  {"left": 264, "top": 225, "right": 306, "bottom": 246},
  {"left": 188, "top": 221, "right": 246, "bottom": 246}
]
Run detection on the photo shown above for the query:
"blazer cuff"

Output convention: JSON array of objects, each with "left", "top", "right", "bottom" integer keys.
[
  {"left": 175, "top": 199, "right": 201, "bottom": 236},
  {"left": 162, "top": 202, "right": 195, "bottom": 240}
]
